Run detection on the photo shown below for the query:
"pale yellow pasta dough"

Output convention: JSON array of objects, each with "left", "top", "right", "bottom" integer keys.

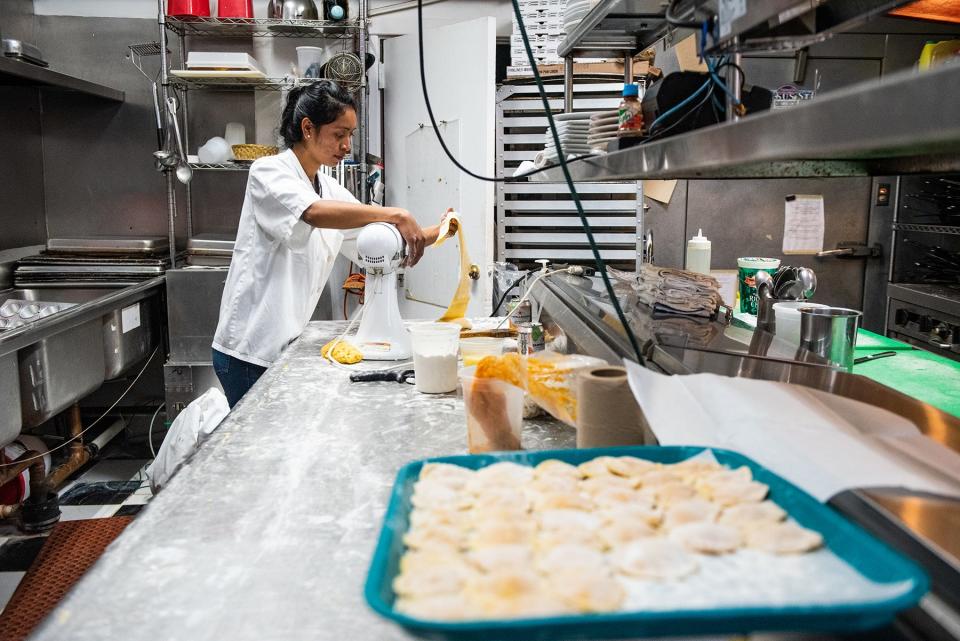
[
  {"left": 464, "top": 569, "right": 566, "bottom": 618},
  {"left": 534, "top": 459, "right": 582, "bottom": 480},
  {"left": 468, "top": 544, "right": 534, "bottom": 573},
  {"left": 590, "top": 486, "right": 644, "bottom": 510},
  {"left": 577, "top": 456, "right": 620, "bottom": 478},
  {"left": 662, "top": 498, "right": 720, "bottom": 530},
  {"left": 615, "top": 539, "right": 700, "bottom": 580},
  {"left": 606, "top": 456, "right": 659, "bottom": 478},
  {"left": 580, "top": 475, "right": 637, "bottom": 496},
  {"left": 670, "top": 521, "right": 743, "bottom": 554},
  {"left": 703, "top": 480, "right": 769, "bottom": 506},
  {"left": 546, "top": 567, "right": 626, "bottom": 613},
  {"left": 598, "top": 504, "right": 663, "bottom": 528},
  {"left": 402, "top": 522, "right": 464, "bottom": 551},
  {"left": 597, "top": 516, "right": 657, "bottom": 549},
  {"left": 469, "top": 462, "right": 534, "bottom": 491},
  {"left": 533, "top": 491, "right": 594, "bottom": 512},
  {"left": 393, "top": 561, "right": 474, "bottom": 597},
  {"left": 399, "top": 549, "right": 471, "bottom": 575},
  {"left": 637, "top": 469, "right": 685, "bottom": 487},
  {"left": 527, "top": 474, "right": 581, "bottom": 496},
  {"left": 536, "top": 526, "right": 602, "bottom": 551},
  {"left": 536, "top": 544, "right": 607, "bottom": 574},
  {"left": 538, "top": 508, "right": 601, "bottom": 532},
  {"left": 468, "top": 520, "right": 536, "bottom": 548},
  {"left": 419, "top": 462, "right": 476, "bottom": 488},
  {"left": 746, "top": 521, "right": 824, "bottom": 554},
  {"left": 411, "top": 482, "right": 472, "bottom": 511},
  {"left": 395, "top": 594, "right": 479, "bottom": 620},
  {"left": 652, "top": 481, "right": 698, "bottom": 505},
  {"left": 718, "top": 501, "right": 787, "bottom": 529}
]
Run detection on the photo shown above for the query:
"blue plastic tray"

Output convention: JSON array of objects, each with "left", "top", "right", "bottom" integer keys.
[{"left": 364, "top": 446, "right": 928, "bottom": 640}]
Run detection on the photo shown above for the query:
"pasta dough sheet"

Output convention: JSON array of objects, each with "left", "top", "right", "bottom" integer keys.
[{"left": 434, "top": 210, "right": 472, "bottom": 330}]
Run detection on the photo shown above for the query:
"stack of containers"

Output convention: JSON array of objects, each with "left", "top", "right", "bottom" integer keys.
[
  {"left": 509, "top": 0, "right": 607, "bottom": 74},
  {"left": 510, "top": 0, "right": 566, "bottom": 69}
]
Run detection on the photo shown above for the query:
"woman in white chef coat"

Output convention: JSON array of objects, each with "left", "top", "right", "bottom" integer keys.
[{"left": 212, "top": 80, "right": 449, "bottom": 407}]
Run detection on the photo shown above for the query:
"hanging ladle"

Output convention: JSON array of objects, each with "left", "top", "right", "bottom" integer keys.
[{"left": 166, "top": 96, "right": 193, "bottom": 184}]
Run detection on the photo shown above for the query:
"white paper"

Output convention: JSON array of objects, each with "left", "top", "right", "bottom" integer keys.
[
  {"left": 710, "top": 270, "right": 738, "bottom": 308},
  {"left": 783, "top": 194, "right": 824, "bottom": 254},
  {"left": 121, "top": 303, "right": 141, "bottom": 334},
  {"left": 623, "top": 361, "right": 960, "bottom": 502}
]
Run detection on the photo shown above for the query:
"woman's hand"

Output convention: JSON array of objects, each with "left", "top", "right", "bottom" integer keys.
[{"left": 387, "top": 208, "right": 425, "bottom": 267}]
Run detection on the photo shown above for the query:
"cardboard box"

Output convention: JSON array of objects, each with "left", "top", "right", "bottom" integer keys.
[{"left": 506, "top": 59, "right": 652, "bottom": 79}]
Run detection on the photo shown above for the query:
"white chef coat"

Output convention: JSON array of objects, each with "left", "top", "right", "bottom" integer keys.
[{"left": 213, "top": 149, "right": 361, "bottom": 367}]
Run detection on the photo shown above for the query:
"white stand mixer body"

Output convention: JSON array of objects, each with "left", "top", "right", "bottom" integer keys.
[
  {"left": 353, "top": 222, "right": 411, "bottom": 360},
  {"left": 354, "top": 271, "right": 411, "bottom": 360}
]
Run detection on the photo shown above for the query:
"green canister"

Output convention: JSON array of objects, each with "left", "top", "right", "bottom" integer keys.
[{"left": 737, "top": 257, "right": 781, "bottom": 315}]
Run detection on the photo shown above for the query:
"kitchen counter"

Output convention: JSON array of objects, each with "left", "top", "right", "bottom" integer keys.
[{"left": 27, "top": 321, "right": 575, "bottom": 641}]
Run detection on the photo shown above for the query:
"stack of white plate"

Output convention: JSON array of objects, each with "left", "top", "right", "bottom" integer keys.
[
  {"left": 588, "top": 109, "right": 620, "bottom": 152},
  {"left": 541, "top": 112, "right": 593, "bottom": 162},
  {"left": 563, "top": 0, "right": 598, "bottom": 32}
]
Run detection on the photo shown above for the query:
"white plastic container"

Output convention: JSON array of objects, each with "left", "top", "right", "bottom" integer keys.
[
  {"left": 460, "top": 337, "right": 504, "bottom": 367},
  {"left": 459, "top": 366, "right": 524, "bottom": 453},
  {"left": 409, "top": 322, "right": 460, "bottom": 394},
  {"left": 685, "top": 228, "right": 711, "bottom": 275},
  {"left": 224, "top": 122, "right": 246, "bottom": 147},
  {"left": 296, "top": 46, "right": 325, "bottom": 78},
  {"left": 773, "top": 301, "right": 828, "bottom": 346}
]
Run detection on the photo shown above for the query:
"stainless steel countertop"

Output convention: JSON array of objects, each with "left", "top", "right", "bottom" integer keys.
[{"left": 28, "top": 321, "right": 575, "bottom": 641}]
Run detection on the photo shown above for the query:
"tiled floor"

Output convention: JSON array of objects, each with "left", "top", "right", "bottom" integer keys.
[{"left": 0, "top": 443, "right": 154, "bottom": 613}]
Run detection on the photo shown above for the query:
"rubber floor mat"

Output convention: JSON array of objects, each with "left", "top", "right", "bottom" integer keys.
[{"left": 0, "top": 516, "right": 133, "bottom": 641}]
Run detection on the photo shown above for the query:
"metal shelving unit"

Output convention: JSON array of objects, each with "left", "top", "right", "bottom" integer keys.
[
  {"left": 153, "top": 0, "right": 371, "bottom": 263},
  {"left": 557, "top": 0, "right": 666, "bottom": 59},
  {"left": 531, "top": 64, "right": 960, "bottom": 182},
  {"left": 188, "top": 162, "right": 251, "bottom": 171},
  {"left": 168, "top": 75, "right": 362, "bottom": 92},
  {"left": 165, "top": 15, "right": 359, "bottom": 39},
  {"left": 0, "top": 55, "right": 124, "bottom": 102}
]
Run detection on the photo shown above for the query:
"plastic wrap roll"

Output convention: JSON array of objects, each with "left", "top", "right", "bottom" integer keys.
[{"left": 575, "top": 366, "right": 652, "bottom": 448}]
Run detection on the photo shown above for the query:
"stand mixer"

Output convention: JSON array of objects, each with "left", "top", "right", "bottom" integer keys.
[{"left": 353, "top": 222, "right": 411, "bottom": 360}]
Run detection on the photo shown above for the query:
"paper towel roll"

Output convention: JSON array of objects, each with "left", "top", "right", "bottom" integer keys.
[{"left": 575, "top": 366, "right": 653, "bottom": 448}]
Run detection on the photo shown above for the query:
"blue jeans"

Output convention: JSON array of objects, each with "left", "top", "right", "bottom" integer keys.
[{"left": 212, "top": 349, "right": 268, "bottom": 408}]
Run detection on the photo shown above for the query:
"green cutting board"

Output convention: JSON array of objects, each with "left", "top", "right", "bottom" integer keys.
[
  {"left": 856, "top": 329, "right": 913, "bottom": 352},
  {"left": 854, "top": 349, "right": 960, "bottom": 418}
]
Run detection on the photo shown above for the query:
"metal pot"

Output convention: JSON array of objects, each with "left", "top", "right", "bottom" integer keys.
[{"left": 267, "top": 0, "right": 319, "bottom": 19}]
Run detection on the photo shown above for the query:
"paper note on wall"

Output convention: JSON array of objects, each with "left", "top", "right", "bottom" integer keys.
[
  {"left": 710, "top": 269, "right": 739, "bottom": 308},
  {"left": 783, "top": 194, "right": 824, "bottom": 255}
]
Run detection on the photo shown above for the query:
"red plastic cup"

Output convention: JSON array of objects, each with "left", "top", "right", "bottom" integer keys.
[
  {"left": 218, "top": 0, "right": 254, "bottom": 18},
  {"left": 167, "top": 0, "right": 211, "bottom": 17}
]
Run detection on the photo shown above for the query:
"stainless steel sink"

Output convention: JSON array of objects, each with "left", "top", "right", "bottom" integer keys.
[
  {"left": 18, "top": 320, "right": 105, "bottom": 427},
  {"left": 0, "top": 352, "right": 21, "bottom": 446},
  {"left": 0, "top": 284, "right": 163, "bottom": 431},
  {"left": 9, "top": 288, "right": 161, "bottom": 381}
]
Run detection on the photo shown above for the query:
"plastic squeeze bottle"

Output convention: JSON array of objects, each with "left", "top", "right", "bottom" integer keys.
[
  {"left": 686, "top": 229, "right": 711, "bottom": 275},
  {"left": 617, "top": 84, "right": 644, "bottom": 137}
]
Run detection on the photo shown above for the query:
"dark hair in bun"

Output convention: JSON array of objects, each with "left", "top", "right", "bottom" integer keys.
[{"left": 279, "top": 80, "right": 356, "bottom": 148}]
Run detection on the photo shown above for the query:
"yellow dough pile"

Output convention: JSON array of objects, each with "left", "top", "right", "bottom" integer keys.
[
  {"left": 394, "top": 456, "right": 824, "bottom": 621},
  {"left": 320, "top": 339, "right": 363, "bottom": 365}
]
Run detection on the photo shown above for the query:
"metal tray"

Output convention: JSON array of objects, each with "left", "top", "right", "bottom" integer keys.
[
  {"left": 186, "top": 233, "right": 235, "bottom": 254},
  {"left": 365, "top": 446, "right": 928, "bottom": 641},
  {"left": 45, "top": 236, "right": 170, "bottom": 255}
]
